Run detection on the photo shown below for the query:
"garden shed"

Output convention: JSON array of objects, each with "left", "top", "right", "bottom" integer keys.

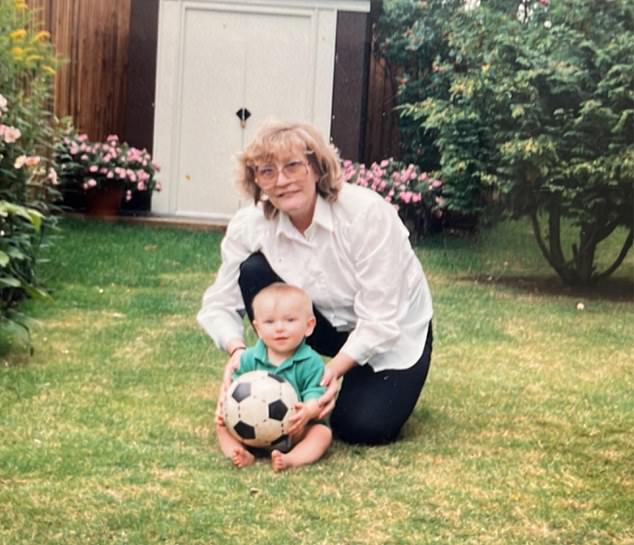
[{"left": 131, "top": 0, "right": 372, "bottom": 222}]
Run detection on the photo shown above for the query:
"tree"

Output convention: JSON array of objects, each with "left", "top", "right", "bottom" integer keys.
[{"left": 381, "top": 0, "right": 633, "bottom": 286}]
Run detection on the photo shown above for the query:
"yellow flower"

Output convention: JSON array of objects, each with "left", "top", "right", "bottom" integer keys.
[
  {"left": 15, "top": 0, "right": 28, "bottom": 10},
  {"left": 10, "top": 29, "right": 27, "bottom": 41},
  {"left": 11, "top": 47, "right": 24, "bottom": 60},
  {"left": 42, "top": 65, "right": 56, "bottom": 76},
  {"left": 32, "top": 31, "right": 50, "bottom": 43},
  {"left": 25, "top": 54, "right": 44, "bottom": 66}
]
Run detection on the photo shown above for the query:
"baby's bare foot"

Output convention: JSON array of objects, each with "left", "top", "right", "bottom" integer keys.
[
  {"left": 271, "top": 449, "right": 292, "bottom": 472},
  {"left": 231, "top": 446, "right": 255, "bottom": 469}
]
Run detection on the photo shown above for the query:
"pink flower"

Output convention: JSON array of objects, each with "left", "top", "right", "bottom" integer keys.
[
  {"left": 86, "top": 179, "right": 97, "bottom": 188},
  {"left": 0, "top": 94, "right": 7, "bottom": 114},
  {"left": 399, "top": 191, "right": 413, "bottom": 204},
  {"left": 432, "top": 179, "right": 443, "bottom": 189},
  {"left": 14, "top": 155, "right": 40, "bottom": 168},
  {"left": 1, "top": 124, "right": 21, "bottom": 143},
  {"left": 14, "top": 155, "right": 26, "bottom": 169},
  {"left": 127, "top": 147, "right": 143, "bottom": 162},
  {"left": 126, "top": 190, "right": 132, "bottom": 201},
  {"left": 89, "top": 165, "right": 98, "bottom": 173},
  {"left": 47, "top": 167, "right": 59, "bottom": 185},
  {"left": 155, "top": 181, "right": 162, "bottom": 191}
]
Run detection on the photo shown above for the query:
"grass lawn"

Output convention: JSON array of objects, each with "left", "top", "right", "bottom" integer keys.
[{"left": 1, "top": 217, "right": 632, "bottom": 545}]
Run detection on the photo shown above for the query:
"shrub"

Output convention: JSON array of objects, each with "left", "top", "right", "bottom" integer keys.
[
  {"left": 55, "top": 131, "right": 161, "bottom": 204},
  {"left": 0, "top": 94, "right": 52, "bottom": 338},
  {"left": 379, "top": 0, "right": 634, "bottom": 285},
  {"left": 342, "top": 158, "right": 444, "bottom": 242},
  {"left": 0, "top": 1, "right": 61, "bottom": 342}
]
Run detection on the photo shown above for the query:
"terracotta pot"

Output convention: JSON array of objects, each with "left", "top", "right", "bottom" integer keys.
[{"left": 84, "top": 185, "right": 125, "bottom": 217}]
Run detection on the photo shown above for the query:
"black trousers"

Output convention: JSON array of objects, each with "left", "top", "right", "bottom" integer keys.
[{"left": 238, "top": 252, "right": 433, "bottom": 445}]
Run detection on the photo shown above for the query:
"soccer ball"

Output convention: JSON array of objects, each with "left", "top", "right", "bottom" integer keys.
[{"left": 223, "top": 371, "right": 299, "bottom": 449}]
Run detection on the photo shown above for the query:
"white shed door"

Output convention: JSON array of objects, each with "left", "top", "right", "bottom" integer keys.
[{"left": 165, "top": 6, "right": 320, "bottom": 219}]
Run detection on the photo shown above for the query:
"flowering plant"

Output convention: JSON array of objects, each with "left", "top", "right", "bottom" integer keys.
[
  {"left": 1, "top": 93, "right": 58, "bottom": 202},
  {"left": 55, "top": 131, "right": 161, "bottom": 202},
  {"left": 0, "top": 93, "right": 50, "bottom": 315},
  {"left": 341, "top": 158, "right": 445, "bottom": 240}
]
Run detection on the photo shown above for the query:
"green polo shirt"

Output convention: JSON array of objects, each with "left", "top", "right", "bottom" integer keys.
[{"left": 235, "top": 339, "right": 326, "bottom": 402}]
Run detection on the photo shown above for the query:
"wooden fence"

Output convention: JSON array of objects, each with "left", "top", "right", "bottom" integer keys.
[
  {"left": 364, "top": 30, "right": 401, "bottom": 164},
  {"left": 30, "top": 0, "right": 399, "bottom": 160},
  {"left": 31, "top": 0, "right": 131, "bottom": 141}
]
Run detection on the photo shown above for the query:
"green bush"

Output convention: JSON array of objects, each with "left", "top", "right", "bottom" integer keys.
[
  {"left": 378, "top": 0, "right": 482, "bottom": 214},
  {"left": 0, "top": 0, "right": 61, "bottom": 340},
  {"left": 379, "top": 0, "right": 634, "bottom": 285}
]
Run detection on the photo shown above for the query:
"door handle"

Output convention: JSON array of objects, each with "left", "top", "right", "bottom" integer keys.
[{"left": 236, "top": 108, "right": 251, "bottom": 128}]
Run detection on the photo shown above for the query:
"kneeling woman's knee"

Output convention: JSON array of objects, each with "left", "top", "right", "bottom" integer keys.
[
  {"left": 238, "top": 252, "right": 272, "bottom": 281},
  {"left": 330, "top": 411, "right": 400, "bottom": 445}
]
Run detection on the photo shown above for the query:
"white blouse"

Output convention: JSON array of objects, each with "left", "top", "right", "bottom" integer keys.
[{"left": 197, "top": 183, "right": 433, "bottom": 372}]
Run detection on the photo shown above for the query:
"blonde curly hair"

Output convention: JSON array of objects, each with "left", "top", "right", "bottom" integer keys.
[{"left": 236, "top": 120, "right": 343, "bottom": 219}]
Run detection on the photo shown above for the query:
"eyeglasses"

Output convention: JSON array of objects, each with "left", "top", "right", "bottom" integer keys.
[{"left": 253, "top": 160, "right": 309, "bottom": 186}]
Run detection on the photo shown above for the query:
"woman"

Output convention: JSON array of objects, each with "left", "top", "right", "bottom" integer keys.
[{"left": 197, "top": 120, "right": 433, "bottom": 445}]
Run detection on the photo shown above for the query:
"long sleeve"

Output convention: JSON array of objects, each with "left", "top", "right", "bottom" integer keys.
[
  {"left": 339, "top": 197, "right": 420, "bottom": 365},
  {"left": 196, "top": 206, "right": 262, "bottom": 350}
]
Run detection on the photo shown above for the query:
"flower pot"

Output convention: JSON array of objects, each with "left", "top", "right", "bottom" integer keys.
[{"left": 84, "top": 185, "right": 125, "bottom": 217}]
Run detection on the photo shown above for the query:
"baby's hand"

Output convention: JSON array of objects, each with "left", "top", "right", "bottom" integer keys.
[{"left": 287, "top": 400, "right": 319, "bottom": 435}]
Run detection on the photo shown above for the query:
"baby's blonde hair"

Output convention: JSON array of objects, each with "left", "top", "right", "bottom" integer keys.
[
  {"left": 236, "top": 120, "right": 343, "bottom": 219},
  {"left": 252, "top": 283, "right": 313, "bottom": 318}
]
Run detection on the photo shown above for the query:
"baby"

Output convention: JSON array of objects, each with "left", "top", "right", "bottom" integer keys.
[{"left": 215, "top": 283, "right": 331, "bottom": 471}]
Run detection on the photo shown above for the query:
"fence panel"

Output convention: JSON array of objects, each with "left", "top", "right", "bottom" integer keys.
[
  {"left": 32, "top": 0, "right": 131, "bottom": 141},
  {"left": 364, "top": 50, "right": 400, "bottom": 164}
]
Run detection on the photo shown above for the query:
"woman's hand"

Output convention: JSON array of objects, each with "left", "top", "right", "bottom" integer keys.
[
  {"left": 317, "top": 366, "right": 340, "bottom": 419},
  {"left": 215, "top": 389, "right": 226, "bottom": 426},
  {"left": 217, "top": 340, "right": 246, "bottom": 424},
  {"left": 317, "top": 353, "right": 356, "bottom": 419},
  {"left": 222, "top": 342, "right": 246, "bottom": 390}
]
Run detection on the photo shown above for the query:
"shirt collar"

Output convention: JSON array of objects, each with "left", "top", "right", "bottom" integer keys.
[
  {"left": 275, "top": 193, "right": 334, "bottom": 241},
  {"left": 253, "top": 338, "right": 313, "bottom": 368}
]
